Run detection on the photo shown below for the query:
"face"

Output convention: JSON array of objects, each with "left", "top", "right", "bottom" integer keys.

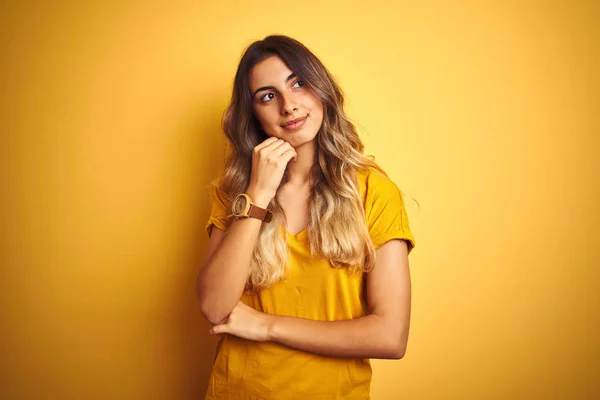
[{"left": 249, "top": 55, "right": 324, "bottom": 148}]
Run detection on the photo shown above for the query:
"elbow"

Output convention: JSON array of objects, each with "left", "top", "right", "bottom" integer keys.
[
  {"left": 389, "top": 343, "right": 407, "bottom": 360},
  {"left": 197, "top": 290, "right": 230, "bottom": 326},
  {"left": 199, "top": 297, "right": 230, "bottom": 326},
  {"left": 197, "top": 281, "right": 228, "bottom": 326},
  {"left": 385, "top": 329, "right": 408, "bottom": 360},
  {"left": 196, "top": 272, "right": 240, "bottom": 325},
  {"left": 202, "top": 309, "right": 227, "bottom": 327}
]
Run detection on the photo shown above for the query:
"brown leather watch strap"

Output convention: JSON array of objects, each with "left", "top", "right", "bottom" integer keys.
[{"left": 248, "top": 204, "right": 273, "bottom": 222}]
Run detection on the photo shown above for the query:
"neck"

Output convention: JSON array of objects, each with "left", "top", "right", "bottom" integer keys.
[{"left": 286, "top": 140, "right": 316, "bottom": 185}]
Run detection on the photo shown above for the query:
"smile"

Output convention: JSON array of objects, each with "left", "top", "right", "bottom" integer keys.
[{"left": 282, "top": 116, "right": 307, "bottom": 131}]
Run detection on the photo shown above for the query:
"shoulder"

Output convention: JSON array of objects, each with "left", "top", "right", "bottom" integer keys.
[
  {"left": 357, "top": 167, "right": 402, "bottom": 204},
  {"left": 206, "top": 182, "right": 234, "bottom": 235},
  {"left": 210, "top": 182, "right": 233, "bottom": 210},
  {"left": 357, "top": 167, "right": 416, "bottom": 251}
]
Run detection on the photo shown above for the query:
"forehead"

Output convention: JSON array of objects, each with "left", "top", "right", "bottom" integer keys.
[{"left": 249, "top": 55, "right": 294, "bottom": 91}]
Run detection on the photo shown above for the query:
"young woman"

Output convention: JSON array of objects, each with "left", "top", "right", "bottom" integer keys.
[{"left": 197, "top": 34, "right": 416, "bottom": 400}]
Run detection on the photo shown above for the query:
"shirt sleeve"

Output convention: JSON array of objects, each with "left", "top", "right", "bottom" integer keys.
[
  {"left": 205, "top": 185, "right": 233, "bottom": 237},
  {"left": 364, "top": 172, "right": 416, "bottom": 253}
]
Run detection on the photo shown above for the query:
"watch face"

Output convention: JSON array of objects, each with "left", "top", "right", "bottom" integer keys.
[{"left": 233, "top": 195, "right": 247, "bottom": 215}]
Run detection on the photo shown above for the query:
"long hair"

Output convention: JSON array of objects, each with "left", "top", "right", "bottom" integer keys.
[{"left": 215, "top": 34, "right": 387, "bottom": 291}]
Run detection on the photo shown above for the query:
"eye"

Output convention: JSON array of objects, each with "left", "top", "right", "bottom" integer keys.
[
  {"left": 293, "top": 80, "right": 304, "bottom": 88},
  {"left": 260, "top": 92, "right": 276, "bottom": 103}
]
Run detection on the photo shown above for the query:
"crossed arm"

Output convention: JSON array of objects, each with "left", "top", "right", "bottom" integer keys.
[
  {"left": 263, "top": 238, "right": 411, "bottom": 359},
  {"left": 202, "top": 227, "right": 412, "bottom": 360}
]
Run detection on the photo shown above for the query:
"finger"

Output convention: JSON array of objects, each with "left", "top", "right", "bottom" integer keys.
[
  {"left": 274, "top": 142, "right": 294, "bottom": 157},
  {"left": 254, "top": 137, "right": 280, "bottom": 152},
  {"left": 255, "top": 139, "right": 284, "bottom": 157},
  {"left": 261, "top": 139, "right": 287, "bottom": 154},
  {"left": 281, "top": 148, "right": 298, "bottom": 162},
  {"left": 210, "top": 325, "right": 227, "bottom": 335}
]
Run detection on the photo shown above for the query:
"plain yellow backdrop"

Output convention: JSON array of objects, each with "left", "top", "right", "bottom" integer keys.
[{"left": 1, "top": 1, "right": 598, "bottom": 399}]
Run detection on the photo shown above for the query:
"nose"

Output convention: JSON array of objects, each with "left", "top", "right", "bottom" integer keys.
[{"left": 280, "top": 91, "right": 298, "bottom": 115}]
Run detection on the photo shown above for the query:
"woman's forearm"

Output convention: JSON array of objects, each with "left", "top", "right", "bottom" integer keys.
[
  {"left": 197, "top": 190, "right": 270, "bottom": 325},
  {"left": 266, "top": 313, "right": 407, "bottom": 359}
]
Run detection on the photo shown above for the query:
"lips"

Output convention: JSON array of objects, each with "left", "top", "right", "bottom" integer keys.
[{"left": 282, "top": 116, "right": 307, "bottom": 127}]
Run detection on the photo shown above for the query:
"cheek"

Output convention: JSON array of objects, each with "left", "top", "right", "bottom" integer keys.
[
  {"left": 253, "top": 107, "right": 274, "bottom": 127},
  {"left": 310, "top": 101, "right": 325, "bottom": 125},
  {"left": 306, "top": 94, "right": 324, "bottom": 115},
  {"left": 253, "top": 108, "right": 283, "bottom": 138}
]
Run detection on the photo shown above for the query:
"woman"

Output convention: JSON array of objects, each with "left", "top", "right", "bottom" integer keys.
[{"left": 197, "top": 34, "right": 415, "bottom": 400}]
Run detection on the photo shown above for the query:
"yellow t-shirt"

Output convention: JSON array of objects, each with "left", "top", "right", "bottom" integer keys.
[{"left": 204, "top": 167, "right": 415, "bottom": 400}]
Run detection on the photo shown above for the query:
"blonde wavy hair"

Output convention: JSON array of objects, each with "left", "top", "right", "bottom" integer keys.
[{"left": 214, "top": 35, "right": 388, "bottom": 292}]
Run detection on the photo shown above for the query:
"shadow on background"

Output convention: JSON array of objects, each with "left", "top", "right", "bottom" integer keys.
[{"left": 174, "top": 97, "right": 226, "bottom": 398}]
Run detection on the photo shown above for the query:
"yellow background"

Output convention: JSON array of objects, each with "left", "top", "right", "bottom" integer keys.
[{"left": 1, "top": 1, "right": 598, "bottom": 398}]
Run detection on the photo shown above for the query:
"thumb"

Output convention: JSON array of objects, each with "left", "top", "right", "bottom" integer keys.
[{"left": 210, "top": 324, "right": 228, "bottom": 335}]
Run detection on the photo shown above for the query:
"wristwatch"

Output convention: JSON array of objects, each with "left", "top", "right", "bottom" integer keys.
[{"left": 231, "top": 193, "right": 273, "bottom": 222}]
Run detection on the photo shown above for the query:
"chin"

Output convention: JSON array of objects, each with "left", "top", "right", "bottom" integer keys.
[
  {"left": 283, "top": 130, "right": 317, "bottom": 144},
  {"left": 282, "top": 127, "right": 319, "bottom": 145}
]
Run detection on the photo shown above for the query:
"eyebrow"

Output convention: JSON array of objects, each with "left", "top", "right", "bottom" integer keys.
[{"left": 252, "top": 72, "right": 297, "bottom": 98}]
